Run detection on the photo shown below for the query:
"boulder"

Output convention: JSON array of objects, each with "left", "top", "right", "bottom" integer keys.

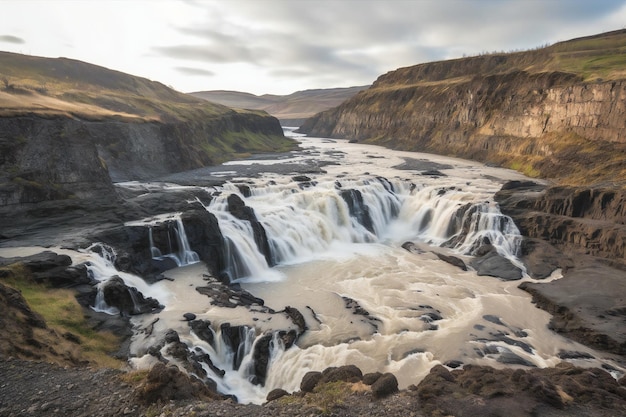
[
  {"left": 101, "top": 276, "right": 163, "bottom": 315},
  {"left": 300, "top": 371, "right": 323, "bottom": 392},
  {"left": 135, "top": 362, "right": 220, "bottom": 404},
  {"left": 371, "top": 373, "right": 399, "bottom": 398},
  {"left": 266, "top": 388, "right": 289, "bottom": 402},
  {"left": 470, "top": 249, "right": 523, "bottom": 280}
]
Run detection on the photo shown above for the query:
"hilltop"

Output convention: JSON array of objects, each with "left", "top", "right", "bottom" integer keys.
[
  {"left": 191, "top": 86, "right": 369, "bottom": 126},
  {"left": 300, "top": 29, "right": 626, "bottom": 186}
]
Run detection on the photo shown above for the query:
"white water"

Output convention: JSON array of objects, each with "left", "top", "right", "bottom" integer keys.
[{"left": 34, "top": 130, "right": 623, "bottom": 404}]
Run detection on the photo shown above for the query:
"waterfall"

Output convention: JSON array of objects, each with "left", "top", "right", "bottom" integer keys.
[
  {"left": 150, "top": 218, "right": 200, "bottom": 267},
  {"left": 205, "top": 177, "right": 521, "bottom": 283}
]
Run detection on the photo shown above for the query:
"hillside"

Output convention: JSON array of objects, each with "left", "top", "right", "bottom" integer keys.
[
  {"left": 299, "top": 29, "right": 626, "bottom": 186},
  {"left": 191, "top": 86, "right": 369, "bottom": 126},
  {"left": 0, "top": 52, "right": 294, "bottom": 209}
]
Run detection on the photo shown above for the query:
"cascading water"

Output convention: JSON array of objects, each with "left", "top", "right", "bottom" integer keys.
[
  {"left": 205, "top": 177, "right": 520, "bottom": 283},
  {"left": 122, "top": 133, "right": 623, "bottom": 405}
]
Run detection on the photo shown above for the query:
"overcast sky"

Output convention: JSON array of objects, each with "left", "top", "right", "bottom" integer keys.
[{"left": 1, "top": 0, "right": 625, "bottom": 95}]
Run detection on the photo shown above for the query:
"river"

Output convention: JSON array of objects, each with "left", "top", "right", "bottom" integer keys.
[{"left": 24, "top": 129, "right": 626, "bottom": 404}]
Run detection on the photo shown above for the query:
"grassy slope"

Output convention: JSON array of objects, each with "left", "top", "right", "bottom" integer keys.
[
  {"left": 0, "top": 51, "right": 262, "bottom": 122},
  {"left": 191, "top": 86, "right": 369, "bottom": 121}
]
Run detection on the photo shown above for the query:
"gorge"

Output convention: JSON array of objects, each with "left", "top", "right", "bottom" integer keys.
[{"left": 2, "top": 30, "right": 626, "bottom": 416}]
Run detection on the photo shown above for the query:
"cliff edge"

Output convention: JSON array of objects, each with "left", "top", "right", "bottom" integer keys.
[
  {"left": 300, "top": 30, "right": 626, "bottom": 186},
  {"left": 0, "top": 52, "right": 294, "bottom": 212}
]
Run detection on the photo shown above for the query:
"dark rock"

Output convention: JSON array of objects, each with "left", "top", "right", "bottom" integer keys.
[
  {"left": 252, "top": 333, "right": 273, "bottom": 386},
  {"left": 135, "top": 362, "right": 220, "bottom": 404},
  {"left": 226, "top": 194, "right": 274, "bottom": 268},
  {"left": 371, "top": 373, "right": 399, "bottom": 398},
  {"left": 291, "top": 175, "right": 311, "bottom": 182},
  {"left": 266, "top": 388, "right": 289, "bottom": 402},
  {"left": 183, "top": 313, "right": 196, "bottom": 321},
  {"left": 444, "top": 360, "right": 463, "bottom": 369},
  {"left": 401, "top": 241, "right": 424, "bottom": 254},
  {"left": 189, "top": 319, "right": 215, "bottom": 347},
  {"left": 496, "top": 351, "right": 536, "bottom": 367},
  {"left": 320, "top": 365, "right": 363, "bottom": 384},
  {"left": 421, "top": 169, "right": 446, "bottom": 177},
  {"left": 220, "top": 323, "right": 252, "bottom": 370},
  {"left": 470, "top": 248, "right": 523, "bottom": 280},
  {"left": 101, "top": 276, "right": 163, "bottom": 316},
  {"left": 284, "top": 306, "right": 306, "bottom": 333},
  {"left": 300, "top": 371, "right": 323, "bottom": 392},
  {"left": 434, "top": 252, "right": 467, "bottom": 271},
  {"left": 519, "top": 238, "right": 574, "bottom": 279},
  {"left": 164, "top": 329, "right": 181, "bottom": 344},
  {"left": 340, "top": 189, "right": 375, "bottom": 233},
  {"left": 362, "top": 372, "right": 383, "bottom": 385}
]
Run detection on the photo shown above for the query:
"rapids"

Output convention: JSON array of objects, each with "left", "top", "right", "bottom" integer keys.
[{"left": 85, "top": 130, "right": 626, "bottom": 403}]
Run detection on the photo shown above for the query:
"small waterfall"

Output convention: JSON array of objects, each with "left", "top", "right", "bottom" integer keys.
[
  {"left": 185, "top": 324, "right": 288, "bottom": 404},
  {"left": 151, "top": 218, "right": 200, "bottom": 267},
  {"left": 82, "top": 243, "right": 169, "bottom": 314}
]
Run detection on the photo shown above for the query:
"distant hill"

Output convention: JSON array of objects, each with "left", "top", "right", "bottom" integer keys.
[
  {"left": 190, "top": 86, "right": 369, "bottom": 126},
  {"left": 300, "top": 29, "right": 626, "bottom": 186},
  {"left": 0, "top": 51, "right": 238, "bottom": 122}
]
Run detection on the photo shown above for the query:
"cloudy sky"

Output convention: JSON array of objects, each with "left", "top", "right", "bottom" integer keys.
[{"left": 1, "top": 0, "right": 625, "bottom": 95}]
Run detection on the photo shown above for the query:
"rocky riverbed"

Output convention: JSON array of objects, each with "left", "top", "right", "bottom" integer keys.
[{"left": 2, "top": 145, "right": 626, "bottom": 416}]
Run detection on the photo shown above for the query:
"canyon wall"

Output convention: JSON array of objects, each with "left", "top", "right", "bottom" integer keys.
[
  {"left": 0, "top": 112, "right": 288, "bottom": 209},
  {"left": 300, "top": 67, "right": 626, "bottom": 183}
]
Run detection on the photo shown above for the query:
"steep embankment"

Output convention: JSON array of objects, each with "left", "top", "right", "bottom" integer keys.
[
  {"left": 300, "top": 30, "right": 626, "bottom": 186},
  {"left": 191, "top": 86, "right": 369, "bottom": 126},
  {"left": 0, "top": 52, "right": 294, "bottom": 210}
]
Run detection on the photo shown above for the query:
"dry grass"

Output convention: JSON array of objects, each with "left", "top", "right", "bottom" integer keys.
[{"left": 1, "top": 263, "right": 124, "bottom": 368}]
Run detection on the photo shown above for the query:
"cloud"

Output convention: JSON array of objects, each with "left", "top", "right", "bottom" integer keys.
[
  {"left": 0, "top": 34, "right": 25, "bottom": 44},
  {"left": 175, "top": 66, "right": 216, "bottom": 76}
]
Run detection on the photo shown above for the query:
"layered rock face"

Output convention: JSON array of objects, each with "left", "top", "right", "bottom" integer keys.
[
  {"left": 0, "top": 112, "right": 286, "bottom": 209},
  {"left": 300, "top": 36, "right": 626, "bottom": 184},
  {"left": 301, "top": 70, "right": 625, "bottom": 178}
]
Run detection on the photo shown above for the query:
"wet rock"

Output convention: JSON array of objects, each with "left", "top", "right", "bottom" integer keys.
[
  {"left": 371, "top": 373, "right": 398, "bottom": 398},
  {"left": 251, "top": 333, "right": 273, "bottom": 386},
  {"left": 101, "top": 276, "right": 163, "bottom": 316},
  {"left": 470, "top": 248, "right": 523, "bottom": 280},
  {"left": 434, "top": 252, "right": 467, "bottom": 271},
  {"left": 220, "top": 323, "right": 252, "bottom": 370},
  {"left": 284, "top": 306, "right": 306, "bottom": 333},
  {"left": 340, "top": 189, "right": 375, "bottom": 233},
  {"left": 401, "top": 241, "right": 424, "bottom": 254},
  {"left": 189, "top": 319, "right": 215, "bottom": 347},
  {"left": 444, "top": 360, "right": 463, "bottom": 369},
  {"left": 226, "top": 194, "right": 275, "bottom": 267},
  {"left": 291, "top": 175, "right": 311, "bottom": 182},
  {"left": 183, "top": 313, "right": 196, "bottom": 321}
]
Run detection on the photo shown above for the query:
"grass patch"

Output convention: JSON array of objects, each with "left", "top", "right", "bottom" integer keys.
[
  {"left": 1, "top": 263, "right": 123, "bottom": 368},
  {"left": 278, "top": 381, "right": 354, "bottom": 414}
]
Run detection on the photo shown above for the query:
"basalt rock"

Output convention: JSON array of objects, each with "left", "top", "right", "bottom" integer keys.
[
  {"left": 470, "top": 247, "right": 523, "bottom": 280},
  {"left": 226, "top": 194, "right": 275, "bottom": 267},
  {"left": 416, "top": 363, "right": 626, "bottom": 416},
  {"left": 101, "top": 276, "right": 163, "bottom": 316}
]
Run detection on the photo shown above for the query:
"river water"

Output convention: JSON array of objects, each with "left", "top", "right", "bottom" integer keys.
[{"left": 6, "top": 129, "right": 623, "bottom": 404}]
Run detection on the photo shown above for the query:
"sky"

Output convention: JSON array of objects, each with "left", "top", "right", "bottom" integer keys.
[{"left": 0, "top": 0, "right": 625, "bottom": 96}]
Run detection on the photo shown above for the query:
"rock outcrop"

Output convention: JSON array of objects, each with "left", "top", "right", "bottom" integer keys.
[
  {"left": 0, "top": 112, "right": 288, "bottom": 210},
  {"left": 299, "top": 30, "right": 626, "bottom": 185}
]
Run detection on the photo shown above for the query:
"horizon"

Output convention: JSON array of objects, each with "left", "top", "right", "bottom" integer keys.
[{"left": 1, "top": 0, "right": 625, "bottom": 96}]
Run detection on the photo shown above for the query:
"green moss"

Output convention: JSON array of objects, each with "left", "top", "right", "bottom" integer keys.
[{"left": 1, "top": 263, "right": 123, "bottom": 368}]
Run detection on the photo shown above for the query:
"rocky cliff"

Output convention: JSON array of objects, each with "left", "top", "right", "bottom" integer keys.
[
  {"left": 0, "top": 52, "right": 293, "bottom": 212},
  {"left": 300, "top": 30, "right": 626, "bottom": 186}
]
